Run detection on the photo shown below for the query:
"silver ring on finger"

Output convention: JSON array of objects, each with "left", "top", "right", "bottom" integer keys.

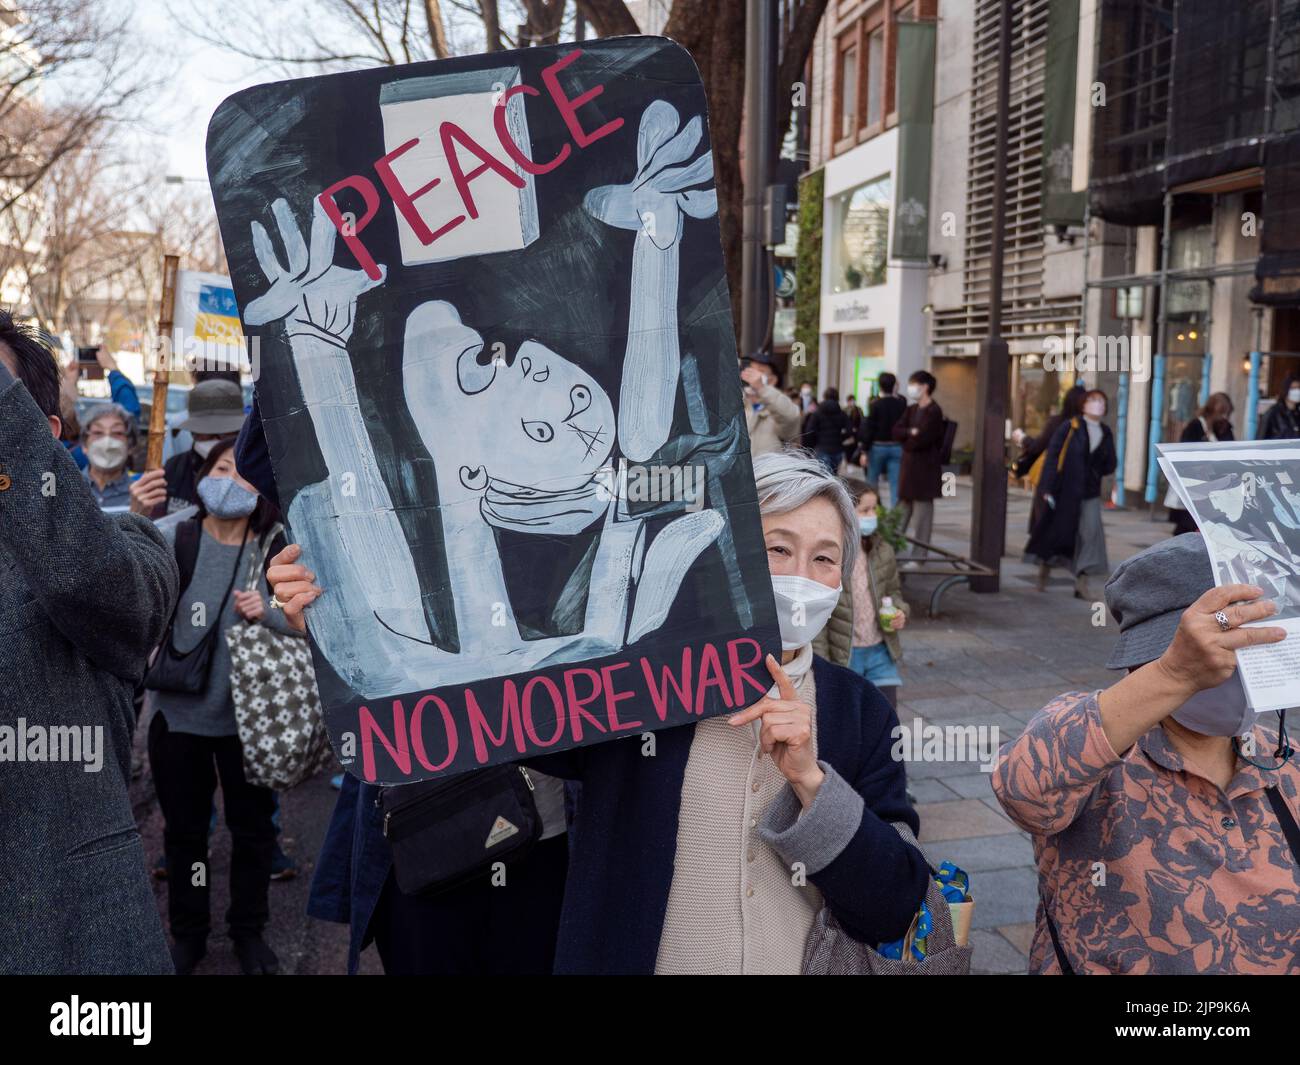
[
  {"left": 269, "top": 594, "right": 285, "bottom": 611},
  {"left": 1214, "top": 610, "right": 1231, "bottom": 632}
]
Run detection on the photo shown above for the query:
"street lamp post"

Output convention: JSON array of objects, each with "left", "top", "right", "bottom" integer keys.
[
  {"left": 970, "top": 0, "right": 1013, "bottom": 593},
  {"left": 741, "top": 0, "right": 776, "bottom": 361}
]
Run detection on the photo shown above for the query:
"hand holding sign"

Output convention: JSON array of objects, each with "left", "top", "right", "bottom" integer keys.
[{"left": 728, "top": 654, "right": 824, "bottom": 804}]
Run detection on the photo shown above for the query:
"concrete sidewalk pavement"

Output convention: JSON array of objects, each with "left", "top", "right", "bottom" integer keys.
[{"left": 887, "top": 475, "right": 1169, "bottom": 973}]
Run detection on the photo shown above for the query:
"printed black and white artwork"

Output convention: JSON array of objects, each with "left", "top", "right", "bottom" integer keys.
[
  {"left": 207, "top": 37, "right": 781, "bottom": 783},
  {"left": 1159, "top": 440, "right": 1300, "bottom": 712}
]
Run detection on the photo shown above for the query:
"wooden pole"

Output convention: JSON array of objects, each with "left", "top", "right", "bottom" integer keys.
[{"left": 147, "top": 254, "right": 180, "bottom": 471}]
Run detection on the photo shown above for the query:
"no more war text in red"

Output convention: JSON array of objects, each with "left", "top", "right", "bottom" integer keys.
[{"left": 355, "top": 637, "right": 772, "bottom": 782}]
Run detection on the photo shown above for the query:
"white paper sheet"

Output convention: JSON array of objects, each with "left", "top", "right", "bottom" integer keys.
[{"left": 1157, "top": 439, "right": 1300, "bottom": 713}]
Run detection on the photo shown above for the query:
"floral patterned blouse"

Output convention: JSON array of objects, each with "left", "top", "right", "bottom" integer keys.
[{"left": 992, "top": 691, "right": 1300, "bottom": 974}]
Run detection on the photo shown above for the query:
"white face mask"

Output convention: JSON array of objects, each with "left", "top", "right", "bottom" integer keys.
[
  {"left": 86, "top": 436, "right": 128, "bottom": 471},
  {"left": 771, "top": 573, "right": 842, "bottom": 651},
  {"left": 193, "top": 438, "right": 220, "bottom": 459},
  {"left": 1171, "top": 670, "right": 1256, "bottom": 737},
  {"left": 1289, "top": 388, "right": 1300, "bottom": 405},
  {"left": 906, "top": 384, "right": 922, "bottom": 401}
]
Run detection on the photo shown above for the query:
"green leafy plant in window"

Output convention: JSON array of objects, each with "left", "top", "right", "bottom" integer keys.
[{"left": 792, "top": 169, "right": 823, "bottom": 392}]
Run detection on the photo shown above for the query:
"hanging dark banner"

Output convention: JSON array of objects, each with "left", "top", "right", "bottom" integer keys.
[
  {"left": 892, "top": 20, "right": 935, "bottom": 261},
  {"left": 207, "top": 37, "right": 780, "bottom": 784},
  {"left": 1041, "top": 0, "right": 1086, "bottom": 228}
]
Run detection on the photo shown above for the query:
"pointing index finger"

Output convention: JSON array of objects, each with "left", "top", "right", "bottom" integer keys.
[{"left": 766, "top": 653, "right": 798, "bottom": 701}]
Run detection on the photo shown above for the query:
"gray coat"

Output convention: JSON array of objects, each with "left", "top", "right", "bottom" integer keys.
[{"left": 0, "top": 376, "right": 178, "bottom": 974}]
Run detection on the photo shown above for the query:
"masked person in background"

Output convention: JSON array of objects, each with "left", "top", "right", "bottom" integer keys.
[
  {"left": 267, "top": 447, "right": 930, "bottom": 975},
  {"left": 741, "top": 357, "right": 801, "bottom": 457},
  {"left": 992, "top": 534, "right": 1300, "bottom": 974},
  {"left": 1261, "top": 375, "right": 1300, "bottom": 440},
  {"left": 814, "top": 484, "right": 909, "bottom": 708},
  {"left": 59, "top": 348, "right": 143, "bottom": 472},
  {"left": 82, "top": 404, "right": 140, "bottom": 514},
  {"left": 145, "top": 438, "right": 298, "bottom": 976},
  {"left": 1024, "top": 389, "right": 1117, "bottom": 598},
  {"left": 131, "top": 379, "right": 246, "bottom": 518},
  {"left": 0, "top": 310, "right": 176, "bottom": 974},
  {"left": 1168, "top": 392, "right": 1235, "bottom": 537},
  {"left": 858, "top": 373, "right": 907, "bottom": 508},
  {"left": 892, "top": 370, "right": 945, "bottom": 563}
]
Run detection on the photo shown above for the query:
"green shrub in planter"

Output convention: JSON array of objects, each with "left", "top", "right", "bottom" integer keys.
[{"left": 875, "top": 504, "right": 910, "bottom": 555}]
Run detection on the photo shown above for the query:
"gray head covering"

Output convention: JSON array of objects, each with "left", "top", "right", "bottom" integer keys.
[
  {"left": 179, "top": 379, "right": 245, "bottom": 433},
  {"left": 1104, "top": 533, "right": 1215, "bottom": 670}
]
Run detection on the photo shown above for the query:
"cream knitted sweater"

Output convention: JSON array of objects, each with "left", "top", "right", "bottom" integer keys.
[{"left": 654, "top": 645, "right": 824, "bottom": 974}]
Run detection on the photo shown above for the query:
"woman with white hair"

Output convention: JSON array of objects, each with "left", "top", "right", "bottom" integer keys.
[
  {"left": 81, "top": 402, "right": 139, "bottom": 514},
  {"left": 268, "top": 447, "right": 931, "bottom": 974}
]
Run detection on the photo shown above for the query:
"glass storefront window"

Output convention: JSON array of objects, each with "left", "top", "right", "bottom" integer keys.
[
  {"left": 1162, "top": 354, "right": 1206, "bottom": 444},
  {"left": 842, "top": 330, "right": 885, "bottom": 399},
  {"left": 839, "top": 47, "right": 858, "bottom": 140},
  {"left": 866, "top": 27, "right": 884, "bottom": 127},
  {"left": 830, "top": 176, "right": 891, "bottom": 293},
  {"left": 1014, "top": 353, "right": 1076, "bottom": 439}
]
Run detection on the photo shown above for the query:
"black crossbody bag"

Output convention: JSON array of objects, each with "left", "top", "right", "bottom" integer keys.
[
  {"left": 144, "top": 522, "right": 249, "bottom": 696},
  {"left": 1045, "top": 786, "right": 1300, "bottom": 975},
  {"left": 380, "top": 764, "right": 542, "bottom": 897}
]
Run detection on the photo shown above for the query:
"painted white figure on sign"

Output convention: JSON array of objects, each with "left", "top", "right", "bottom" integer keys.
[{"left": 244, "top": 101, "right": 726, "bottom": 697}]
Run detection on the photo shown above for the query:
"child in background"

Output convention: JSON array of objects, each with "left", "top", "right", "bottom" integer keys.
[{"left": 813, "top": 485, "right": 910, "bottom": 706}]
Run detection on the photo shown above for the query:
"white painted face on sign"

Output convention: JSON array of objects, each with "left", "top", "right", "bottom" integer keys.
[{"left": 403, "top": 301, "right": 615, "bottom": 495}]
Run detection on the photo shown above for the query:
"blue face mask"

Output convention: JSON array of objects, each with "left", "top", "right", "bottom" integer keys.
[
  {"left": 198, "top": 475, "right": 258, "bottom": 519},
  {"left": 858, "top": 515, "right": 878, "bottom": 537}
]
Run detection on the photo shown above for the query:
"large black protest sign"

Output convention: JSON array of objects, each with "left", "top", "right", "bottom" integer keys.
[{"left": 207, "top": 37, "right": 779, "bottom": 784}]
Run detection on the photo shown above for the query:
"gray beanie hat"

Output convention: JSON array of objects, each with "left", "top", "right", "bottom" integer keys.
[{"left": 1104, "top": 533, "right": 1215, "bottom": 670}]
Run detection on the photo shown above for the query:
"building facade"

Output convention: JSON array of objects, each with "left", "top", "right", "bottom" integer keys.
[
  {"left": 806, "top": 0, "right": 1094, "bottom": 456},
  {"left": 1084, "top": 0, "right": 1300, "bottom": 505},
  {"left": 806, "top": 0, "right": 937, "bottom": 414}
]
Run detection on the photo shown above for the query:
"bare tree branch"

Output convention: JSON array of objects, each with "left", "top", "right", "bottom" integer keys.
[{"left": 424, "top": 0, "right": 453, "bottom": 58}]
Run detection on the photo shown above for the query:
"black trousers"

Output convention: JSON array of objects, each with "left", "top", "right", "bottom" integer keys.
[
  {"left": 148, "top": 712, "right": 276, "bottom": 942},
  {"left": 369, "top": 833, "right": 569, "bottom": 975}
]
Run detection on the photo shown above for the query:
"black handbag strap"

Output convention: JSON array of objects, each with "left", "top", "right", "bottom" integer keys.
[
  {"left": 164, "top": 523, "right": 250, "bottom": 653},
  {"left": 175, "top": 518, "right": 202, "bottom": 596},
  {"left": 1043, "top": 906, "right": 1075, "bottom": 975},
  {"left": 1265, "top": 786, "right": 1300, "bottom": 866}
]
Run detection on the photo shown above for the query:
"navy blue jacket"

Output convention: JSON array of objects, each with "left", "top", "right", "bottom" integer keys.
[{"left": 236, "top": 401, "right": 928, "bottom": 974}]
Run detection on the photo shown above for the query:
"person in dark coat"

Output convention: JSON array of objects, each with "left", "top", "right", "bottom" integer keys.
[
  {"left": 0, "top": 312, "right": 178, "bottom": 974},
  {"left": 1013, "top": 385, "right": 1085, "bottom": 534},
  {"left": 1024, "top": 389, "right": 1117, "bottom": 598},
  {"left": 891, "top": 370, "right": 945, "bottom": 560},
  {"left": 1169, "top": 392, "right": 1235, "bottom": 536},
  {"left": 1259, "top": 374, "right": 1300, "bottom": 440},
  {"left": 800, "top": 387, "right": 851, "bottom": 474}
]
